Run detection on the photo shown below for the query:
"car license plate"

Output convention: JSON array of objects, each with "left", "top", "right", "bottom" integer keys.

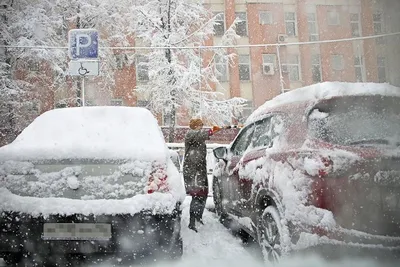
[{"left": 42, "top": 223, "right": 111, "bottom": 240}]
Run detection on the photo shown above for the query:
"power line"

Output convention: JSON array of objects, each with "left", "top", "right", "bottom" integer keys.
[{"left": 1, "top": 32, "right": 399, "bottom": 50}]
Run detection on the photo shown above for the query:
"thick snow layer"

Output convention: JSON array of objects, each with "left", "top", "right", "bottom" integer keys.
[
  {"left": 0, "top": 187, "right": 179, "bottom": 217},
  {"left": 0, "top": 107, "right": 167, "bottom": 162},
  {"left": 247, "top": 82, "right": 400, "bottom": 124}
]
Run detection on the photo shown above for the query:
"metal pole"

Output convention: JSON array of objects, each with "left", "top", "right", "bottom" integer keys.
[
  {"left": 276, "top": 45, "right": 285, "bottom": 94},
  {"left": 199, "top": 46, "right": 202, "bottom": 117},
  {"left": 82, "top": 76, "right": 85, "bottom": 107}
]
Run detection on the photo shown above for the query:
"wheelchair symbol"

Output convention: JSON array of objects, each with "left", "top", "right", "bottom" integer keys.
[{"left": 78, "top": 62, "right": 90, "bottom": 76}]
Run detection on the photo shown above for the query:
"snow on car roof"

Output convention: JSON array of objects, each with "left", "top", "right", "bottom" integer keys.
[
  {"left": 0, "top": 106, "right": 167, "bottom": 162},
  {"left": 247, "top": 82, "right": 400, "bottom": 124}
]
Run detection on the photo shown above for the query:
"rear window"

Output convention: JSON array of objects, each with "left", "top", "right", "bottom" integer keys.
[{"left": 308, "top": 96, "right": 400, "bottom": 146}]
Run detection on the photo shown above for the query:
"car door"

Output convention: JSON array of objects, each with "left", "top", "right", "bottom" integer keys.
[
  {"left": 238, "top": 115, "right": 286, "bottom": 218},
  {"left": 222, "top": 124, "right": 255, "bottom": 213}
]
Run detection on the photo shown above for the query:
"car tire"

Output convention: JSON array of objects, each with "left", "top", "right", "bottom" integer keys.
[
  {"left": 256, "top": 205, "right": 290, "bottom": 263},
  {"left": 212, "top": 177, "right": 228, "bottom": 222}
]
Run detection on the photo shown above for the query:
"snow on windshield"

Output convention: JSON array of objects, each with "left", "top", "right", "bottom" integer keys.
[
  {"left": 0, "top": 107, "right": 167, "bottom": 162},
  {"left": 247, "top": 82, "right": 400, "bottom": 124},
  {"left": 308, "top": 96, "right": 400, "bottom": 146}
]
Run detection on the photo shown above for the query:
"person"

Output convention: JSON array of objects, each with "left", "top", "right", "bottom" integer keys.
[{"left": 183, "top": 118, "right": 221, "bottom": 232}]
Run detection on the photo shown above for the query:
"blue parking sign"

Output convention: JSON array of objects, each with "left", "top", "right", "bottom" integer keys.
[{"left": 69, "top": 29, "right": 99, "bottom": 59}]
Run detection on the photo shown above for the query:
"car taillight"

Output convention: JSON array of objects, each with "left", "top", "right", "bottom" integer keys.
[{"left": 147, "top": 163, "right": 169, "bottom": 194}]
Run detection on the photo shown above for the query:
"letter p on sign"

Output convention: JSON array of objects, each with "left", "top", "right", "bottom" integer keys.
[{"left": 69, "top": 29, "right": 99, "bottom": 60}]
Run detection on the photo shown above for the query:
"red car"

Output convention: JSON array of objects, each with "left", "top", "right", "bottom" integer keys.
[{"left": 212, "top": 82, "right": 400, "bottom": 262}]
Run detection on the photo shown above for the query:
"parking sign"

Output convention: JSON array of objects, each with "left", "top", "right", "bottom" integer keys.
[{"left": 69, "top": 29, "right": 99, "bottom": 59}]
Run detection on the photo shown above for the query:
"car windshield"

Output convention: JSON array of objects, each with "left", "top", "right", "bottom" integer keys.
[{"left": 308, "top": 96, "right": 400, "bottom": 146}]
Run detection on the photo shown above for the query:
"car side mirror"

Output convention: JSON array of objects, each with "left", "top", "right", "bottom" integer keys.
[{"left": 213, "top": 146, "right": 228, "bottom": 161}]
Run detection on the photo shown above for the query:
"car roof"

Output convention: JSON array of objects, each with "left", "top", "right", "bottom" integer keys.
[{"left": 246, "top": 82, "right": 400, "bottom": 125}]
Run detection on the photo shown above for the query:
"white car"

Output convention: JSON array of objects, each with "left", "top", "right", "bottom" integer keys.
[{"left": 0, "top": 106, "right": 185, "bottom": 265}]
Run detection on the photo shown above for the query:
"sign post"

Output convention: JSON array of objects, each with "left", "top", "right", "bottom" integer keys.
[{"left": 68, "top": 29, "right": 99, "bottom": 107}]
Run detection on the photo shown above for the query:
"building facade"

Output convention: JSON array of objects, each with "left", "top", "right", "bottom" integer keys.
[{"left": 87, "top": 0, "right": 398, "bottom": 127}]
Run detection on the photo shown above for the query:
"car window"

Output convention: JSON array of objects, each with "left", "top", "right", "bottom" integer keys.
[
  {"left": 252, "top": 115, "right": 286, "bottom": 149},
  {"left": 252, "top": 117, "right": 272, "bottom": 148},
  {"left": 231, "top": 124, "right": 255, "bottom": 156}
]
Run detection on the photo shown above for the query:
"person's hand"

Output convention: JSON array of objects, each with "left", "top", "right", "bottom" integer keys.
[{"left": 212, "top": 125, "right": 222, "bottom": 133}]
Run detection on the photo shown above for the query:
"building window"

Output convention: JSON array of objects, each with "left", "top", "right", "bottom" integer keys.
[
  {"left": 235, "top": 12, "right": 248, "bottom": 36},
  {"left": 111, "top": 99, "right": 123, "bottom": 106},
  {"left": 28, "top": 60, "right": 40, "bottom": 72},
  {"left": 307, "top": 13, "right": 319, "bottom": 41},
  {"left": 331, "top": 55, "right": 344, "bottom": 71},
  {"left": 328, "top": 10, "right": 340, "bottom": 25},
  {"left": 350, "top": 13, "right": 361, "bottom": 37},
  {"left": 311, "top": 54, "right": 322, "bottom": 83},
  {"left": 354, "top": 56, "right": 365, "bottom": 82},
  {"left": 136, "top": 55, "right": 149, "bottom": 82},
  {"left": 262, "top": 54, "right": 276, "bottom": 75},
  {"left": 285, "top": 12, "right": 297, "bottom": 36},
  {"left": 259, "top": 11, "right": 273, "bottom": 25},
  {"left": 283, "top": 55, "right": 300, "bottom": 81},
  {"left": 115, "top": 54, "right": 128, "bottom": 69},
  {"left": 373, "top": 12, "right": 385, "bottom": 44},
  {"left": 215, "top": 54, "right": 228, "bottom": 82},
  {"left": 239, "top": 55, "right": 251, "bottom": 81},
  {"left": 377, "top": 56, "right": 386, "bottom": 82},
  {"left": 214, "top": 12, "right": 225, "bottom": 36}
]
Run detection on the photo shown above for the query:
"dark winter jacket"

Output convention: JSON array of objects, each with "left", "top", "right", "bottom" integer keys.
[{"left": 183, "top": 129, "right": 212, "bottom": 197}]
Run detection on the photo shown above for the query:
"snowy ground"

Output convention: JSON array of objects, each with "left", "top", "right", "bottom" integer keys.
[{"left": 0, "top": 197, "right": 396, "bottom": 267}]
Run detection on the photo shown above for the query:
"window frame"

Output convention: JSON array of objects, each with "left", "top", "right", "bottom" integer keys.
[
  {"left": 235, "top": 12, "right": 248, "bottom": 36},
  {"left": 135, "top": 55, "right": 150, "bottom": 82},
  {"left": 354, "top": 56, "right": 365, "bottom": 82},
  {"left": 238, "top": 55, "right": 251, "bottom": 81},
  {"left": 230, "top": 123, "right": 256, "bottom": 156},
  {"left": 284, "top": 12, "right": 297, "bottom": 37},
  {"left": 311, "top": 54, "right": 322, "bottom": 83},
  {"left": 215, "top": 54, "right": 229, "bottom": 82},
  {"left": 214, "top": 12, "right": 226, "bottom": 36},
  {"left": 350, "top": 13, "right": 362, "bottom": 37},
  {"left": 283, "top": 55, "right": 300, "bottom": 82},
  {"left": 307, "top": 13, "right": 319, "bottom": 41}
]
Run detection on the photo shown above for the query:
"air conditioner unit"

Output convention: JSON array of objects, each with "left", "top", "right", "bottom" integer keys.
[
  {"left": 281, "top": 65, "right": 289, "bottom": 73},
  {"left": 263, "top": 63, "right": 275, "bottom": 75},
  {"left": 278, "top": 34, "right": 288, "bottom": 43}
]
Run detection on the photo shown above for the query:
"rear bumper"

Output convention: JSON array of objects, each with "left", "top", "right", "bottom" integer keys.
[{"left": 0, "top": 205, "right": 182, "bottom": 257}]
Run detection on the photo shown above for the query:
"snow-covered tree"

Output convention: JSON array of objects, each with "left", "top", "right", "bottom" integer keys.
[
  {"left": 0, "top": 0, "right": 135, "bottom": 144},
  {"left": 130, "top": 0, "right": 246, "bottom": 141}
]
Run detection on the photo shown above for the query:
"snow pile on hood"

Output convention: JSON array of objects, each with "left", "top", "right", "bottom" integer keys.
[
  {"left": 247, "top": 82, "right": 400, "bottom": 124},
  {"left": 0, "top": 106, "right": 167, "bottom": 162}
]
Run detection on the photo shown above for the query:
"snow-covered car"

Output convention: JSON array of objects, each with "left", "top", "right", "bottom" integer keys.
[
  {"left": 0, "top": 107, "right": 186, "bottom": 265},
  {"left": 212, "top": 82, "right": 400, "bottom": 262}
]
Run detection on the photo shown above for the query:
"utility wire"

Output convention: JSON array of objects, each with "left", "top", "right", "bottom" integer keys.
[{"left": 1, "top": 32, "right": 399, "bottom": 50}]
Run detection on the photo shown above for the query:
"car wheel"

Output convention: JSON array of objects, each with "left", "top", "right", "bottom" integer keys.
[
  {"left": 212, "top": 177, "right": 227, "bottom": 221},
  {"left": 256, "top": 205, "right": 289, "bottom": 263}
]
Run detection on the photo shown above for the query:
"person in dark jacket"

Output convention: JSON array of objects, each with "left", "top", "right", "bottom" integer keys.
[{"left": 183, "top": 118, "right": 221, "bottom": 232}]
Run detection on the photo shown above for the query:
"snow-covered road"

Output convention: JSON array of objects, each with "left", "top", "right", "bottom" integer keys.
[{"left": 0, "top": 197, "right": 395, "bottom": 267}]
